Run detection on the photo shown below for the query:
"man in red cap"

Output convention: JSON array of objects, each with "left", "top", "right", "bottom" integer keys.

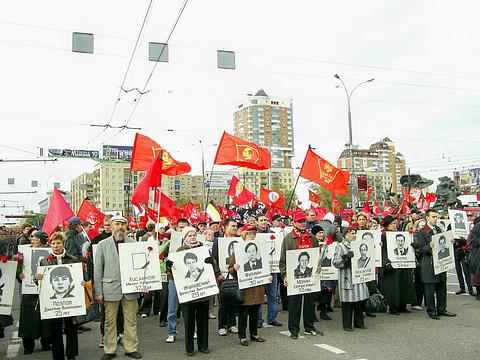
[{"left": 279, "top": 212, "right": 322, "bottom": 338}]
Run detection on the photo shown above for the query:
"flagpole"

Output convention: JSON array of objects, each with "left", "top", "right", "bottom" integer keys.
[
  {"left": 204, "top": 163, "right": 216, "bottom": 217},
  {"left": 286, "top": 146, "right": 311, "bottom": 211},
  {"left": 156, "top": 151, "right": 163, "bottom": 239}
]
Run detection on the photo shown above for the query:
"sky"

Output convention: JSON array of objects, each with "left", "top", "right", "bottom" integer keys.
[{"left": 1, "top": 0, "right": 480, "bottom": 218}]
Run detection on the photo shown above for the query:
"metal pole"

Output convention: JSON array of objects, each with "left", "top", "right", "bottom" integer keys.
[{"left": 199, "top": 140, "right": 206, "bottom": 207}]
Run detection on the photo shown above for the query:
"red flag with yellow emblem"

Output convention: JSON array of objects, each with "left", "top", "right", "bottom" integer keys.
[
  {"left": 299, "top": 148, "right": 350, "bottom": 196},
  {"left": 214, "top": 132, "right": 271, "bottom": 170},
  {"left": 130, "top": 133, "right": 191, "bottom": 175},
  {"left": 227, "top": 176, "right": 255, "bottom": 206}
]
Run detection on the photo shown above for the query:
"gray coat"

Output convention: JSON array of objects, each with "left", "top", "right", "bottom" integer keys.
[
  {"left": 94, "top": 235, "right": 139, "bottom": 301},
  {"left": 332, "top": 240, "right": 369, "bottom": 303}
]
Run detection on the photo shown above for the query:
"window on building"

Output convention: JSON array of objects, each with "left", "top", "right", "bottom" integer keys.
[
  {"left": 72, "top": 32, "right": 94, "bottom": 53},
  {"left": 149, "top": 42, "right": 169, "bottom": 62}
]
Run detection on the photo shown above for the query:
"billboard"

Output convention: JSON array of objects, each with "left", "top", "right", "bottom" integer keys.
[
  {"left": 48, "top": 148, "right": 99, "bottom": 159},
  {"left": 102, "top": 145, "right": 132, "bottom": 161},
  {"left": 455, "top": 168, "right": 480, "bottom": 191},
  {"left": 205, "top": 171, "right": 239, "bottom": 190}
]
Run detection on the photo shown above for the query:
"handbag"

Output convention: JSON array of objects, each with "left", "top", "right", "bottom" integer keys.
[
  {"left": 84, "top": 280, "right": 94, "bottom": 310},
  {"left": 364, "top": 293, "right": 387, "bottom": 313},
  {"left": 76, "top": 281, "right": 99, "bottom": 325},
  {"left": 219, "top": 274, "right": 244, "bottom": 305}
]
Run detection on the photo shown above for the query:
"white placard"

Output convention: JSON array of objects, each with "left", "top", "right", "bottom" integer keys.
[
  {"left": 170, "top": 246, "right": 219, "bottom": 303},
  {"left": 168, "top": 231, "right": 183, "bottom": 254},
  {"left": 22, "top": 247, "right": 50, "bottom": 294},
  {"left": 217, "top": 237, "right": 241, "bottom": 276},
  {"left": 448, "top": 210, "right": 469, "bottom": 238},
  {"left": 271, "top": 226, "right": 293, "bottom": 235},
  {"left": 357, "top": 230, "right": 382, "bottom": 268},
  {"left": 119, "top": 241, "right": 162, "bottom": 294},
  {"left": 0, "top": 261, "right": 17, "bottom": 315},
  {"left": 319, "top": 243, "right": 338, "bottom": 281},
  {"left": 234, "top": 240, "right": 271, "bottom": 290},
  {"left": 38, "top": 263, "right": 86, "bottom": 320},
  {"left": 386, "top": 232, "right": 415, "bottom": 269},
  {"left": 91, "top": 244, "right": 98, "bottom": 261},
  {"left": 255, "top": 233, "right": 283, "bottom": 273},
  {"left": 286, "top": 248, "right": 320, "bottom": 296},
  {"left": 351, "top": 238, "right": 376, "bottom": 284},
  {"left": 432, "top": 231, "right": 455, "bottom": 275}
]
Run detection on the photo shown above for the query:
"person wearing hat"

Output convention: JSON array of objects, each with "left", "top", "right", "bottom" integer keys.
[
  {"left": 94, "top": 215, "right": 143, "bottom": 360},
  {"left": 229, "top": 224, "right": 270, "bottom": 346},
  {"left": 140, "top": 222, "right": 157, "bottom": 242},
  {"left": 18, "top": 231, "right": 52, "bottom": 354},
  {"left": 380, "top": 215, "right": 416, "bottom": 315},
  {"left": 65, "top": 217, "right": 84, "bottom": 261},
  {"left": 170, "top": 226, "right": 217, "bottom": 356},
  {"left": 311, "top": 225, "right": 335, "bottom": 321},
  {"left": 417, "top": 209, "right": 456, "bottom": 320},
  {"left": 333, "top": 226, "right": 369, "bottom": 331},
  {"left": 402, "top": 209, "right": 421, "bottom": 233},
  {"left": 279, "top": 212, "right": 322, "bottom": 338},
  {"left": 271, "top": 214, "right": 284, "bottom": 229}
]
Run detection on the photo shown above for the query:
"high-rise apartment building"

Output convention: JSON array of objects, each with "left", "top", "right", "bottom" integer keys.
[
  {"left": 233, "top": 89, "right": 295, "bottom": 194},
  {"left": 337, "top": 137, "right": 407, "bottom": 197}
]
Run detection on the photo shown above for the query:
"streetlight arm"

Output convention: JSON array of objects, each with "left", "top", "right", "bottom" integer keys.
[{"left": 349, "top": 78, "right": 374, "bottom": 98}]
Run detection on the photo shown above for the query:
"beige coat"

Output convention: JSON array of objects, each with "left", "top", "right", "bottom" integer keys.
[{"left": 229, "top": 254, "right": 265, "bottom": 306}]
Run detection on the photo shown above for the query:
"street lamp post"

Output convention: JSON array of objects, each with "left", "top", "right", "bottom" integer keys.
[
  {"left": 197, "top": 140, "right": 218, "bottom": 208},
  {"left": 334, "top": 74, "right": 374, "bottom": 212}
]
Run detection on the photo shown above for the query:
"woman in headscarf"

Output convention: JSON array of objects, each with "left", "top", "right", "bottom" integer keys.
[
  {"left": 229, "top": 224, "right": 270, "bottom": 346},
  {"left": 18, "top": 231, "right": 51, "bottom": 354},
  {"left": 380, "top": 215, "right": 416, "bottom": 315},
  {"left": 333, "top": 226, "right": 369, "bottom": 331}
]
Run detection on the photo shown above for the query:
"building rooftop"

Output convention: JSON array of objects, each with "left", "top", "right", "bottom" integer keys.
[{"left": 255, "top": 88, "right": 268, "bottom": 97}]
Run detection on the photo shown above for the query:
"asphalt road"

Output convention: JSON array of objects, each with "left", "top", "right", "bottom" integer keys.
[{"left": 2, "top": 271, "right": 479, "bottom": 360}]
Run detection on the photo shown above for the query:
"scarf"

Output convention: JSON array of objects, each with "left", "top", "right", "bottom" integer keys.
[
  {"left": 183, "top": 238, "right": 200, "bottom": 249},
  {"left": 293, "top": 228, "right": 313, "bottom": 249}
]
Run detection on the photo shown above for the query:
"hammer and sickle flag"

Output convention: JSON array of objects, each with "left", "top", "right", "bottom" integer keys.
[
  {"left": 214, "top": 132, "right": 271, "bottom": 170},
  {"left": 227, "top": 176, "right": 255, "bottom": 206},
  {"left": 130, "top": 133, "right": 191, "bottom": 176},
  {"left": 299, "top": 148, "right": 350, "bottom": 196},
  {"left": 259, "top": 188, "right": 285, "bottom": 208}
]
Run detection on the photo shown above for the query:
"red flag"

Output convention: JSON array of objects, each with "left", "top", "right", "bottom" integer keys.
[
  {"left": 367, "top": 186, "right": 373, "bottom": 200},
  {"left": 402, "top": 187, "right": 415, "bottom": 203},
  {"left": 299, "top": 148, "right": 350, "bottom": 196},
  {"left": 131, "top": 155, "right": 163, "bottom": 207},
  {"left": 260, "top": 188, "right": 285, "bottom": 208},
  {"left": 159, "top": 192, "right": 178, "bottom": 219},
  {"left": 130, "top": 133, "right": 191, "bottom": 175},
  {"left": 214, "top": 132, "right": 271, "bottom": 170},
  {"left": 43, "top": 188, "right": 75, "bottom": 235},
  {"left": 425, "top": 192, "right": 437, "bottom": 204},
  {"left": 311, "top": 206, "right": 327, "bottom": 219},
  {"left": 331, "top": 191, "right": 339, "bottom": 215},
  {"left": 308, "top": 190, "right": 322, "bottom": 205},
  {"left": 227, "top": 176, "right": 255, "bottom": 206},
  {"left": 183, "top": 203, "right": 201, "bottom": 224},
  {"left": 372, "top": 200, "right": 382, "bottom": 216},
  {"left": 361, "top": 201, "right": 371, "bottom": 214},
  {"left": 77, "top": 199, "right": 105, "bottom": 239}
]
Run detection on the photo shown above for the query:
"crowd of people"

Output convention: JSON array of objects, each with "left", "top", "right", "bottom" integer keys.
[{"left": 1, "top": 207, "right": 480, "bottom": 359}]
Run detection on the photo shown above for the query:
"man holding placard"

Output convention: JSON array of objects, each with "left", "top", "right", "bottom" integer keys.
[
  {"left": 94, "top": 215, "right": 142, "bottom": 360},
  {"left": 417, "top": 209, "right": 456, "bottom": 320}
]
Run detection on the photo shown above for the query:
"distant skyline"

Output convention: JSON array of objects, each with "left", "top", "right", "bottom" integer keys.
[{"left": 1, "top": 0, "right": 480, "bottom": 216}]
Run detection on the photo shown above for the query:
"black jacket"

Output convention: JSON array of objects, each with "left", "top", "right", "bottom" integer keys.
[{"left": 417, "top": 224, "right": 446, "bottom": 283}]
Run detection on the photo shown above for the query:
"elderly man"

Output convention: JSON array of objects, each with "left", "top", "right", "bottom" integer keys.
[{"left": 95, "top": 215, "right": 142, "bottom": 360}]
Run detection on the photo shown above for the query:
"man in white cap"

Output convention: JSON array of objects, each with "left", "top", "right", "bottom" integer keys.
[{"left": 95, "top": 215, "right": 142, "bottom": 360}]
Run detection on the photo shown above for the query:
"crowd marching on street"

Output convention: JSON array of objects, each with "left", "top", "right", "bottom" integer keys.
[{"left": 1, "top": 205, "right": 479, "bottom": 359}]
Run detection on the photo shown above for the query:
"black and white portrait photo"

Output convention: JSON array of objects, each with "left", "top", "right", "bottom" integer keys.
[
  {"left": 448, "top": 210, "right": 469, "bottom": 238},
  {"left": 293, "top": 251, "right": 313, "bottom": 279},
  {"left": 437, "top": 235, "right": 450, "bottom": 260},
  {"left": 357, "top": 230, "right": 382, "bottom": 267},
  {"left": 170, "top": 246, "right": 219, "bottom": 304},
  {"left": 357, "top": 243, "right": 371, "bottom": 268},
  {"left": 432, "top": 231, "right": 455, "bottom": 275},
  {"left": 0, "top": 261, "right": 17, "bottom": 315},
  {"left": 39, "top": 263, "right": 86, "bottom": 320},
  {"left": 351, "top": 238, "right": 376, "bottom": 284},
  {"left": 393, "top": 233, "right": 409, "bottom": 256},
  {"left": 255, "top": 233, "right": 283, "bottom": 273},
  {"left": 386, "top": 232, "right": 416, "bottom": 269},
  {"left": 22, "top": 247, "right": 50, "bottom": 295},
  {"left": 319, "top": 243, "right": 339, "bottom": 281},
  {"left": 183, "top": 252, "right": 205, "bottom": 283},
  {"left": 49, "top": 266, "right": 75, "bottom": 299},
  {"left": 243, "top": 242, "right": 263, "bottom": 272},
  {"left": 226, "top": 240, "right": 239, "bottom": 266},
  {"left": 218, "top": 237, "right": 242, "bottom": 276}
]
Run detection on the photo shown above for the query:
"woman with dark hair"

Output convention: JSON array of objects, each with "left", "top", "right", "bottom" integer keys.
[
  {"left": 18, "top": 231, "right": 51, "bottom": 354},
  {"left": 467, "top": 217, "right": 480, "bottom": 300},
  {"left": 229, "top": 224, "right": 270, "bottom": 346},
  {"left": 35, "top": 231, "right": 83, "bottom": 360}
]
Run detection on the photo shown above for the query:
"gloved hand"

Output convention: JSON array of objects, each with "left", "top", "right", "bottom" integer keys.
[
  {"left": 341, "top": 252, "right": 353, "bottom": 264},
  {"left": 384, "top": 262, "right": 394, "bottom": 270},
  {"left": 165, "top": 260, "right": 174, "bottom": 269},
  {"left": 346, "top": 251, "right": 354, "bottom": 258},
  {"left": 204, "top": 256, "right": 214, "bottom": 264}
]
